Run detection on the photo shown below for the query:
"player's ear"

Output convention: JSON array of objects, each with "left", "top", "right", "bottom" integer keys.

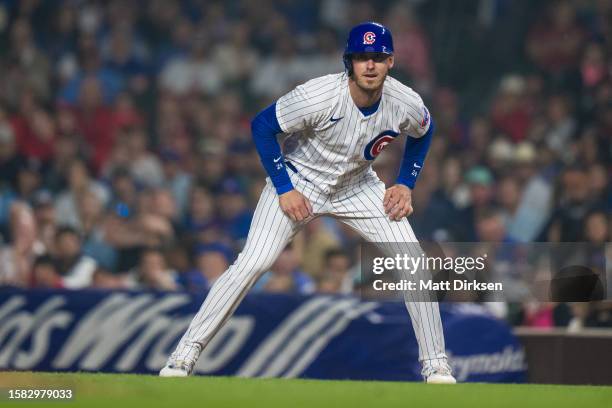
[{"left": 388, "top": 55, "right": 394, "bottom": 69}]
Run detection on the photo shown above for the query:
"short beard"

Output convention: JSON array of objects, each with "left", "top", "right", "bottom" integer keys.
[{"left": 352, "top": 72, "right": 387, "bottom": 94}]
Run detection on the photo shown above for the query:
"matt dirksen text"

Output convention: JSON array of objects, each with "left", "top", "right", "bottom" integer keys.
[{"left": 372, "top": 279, "right": 503, "bottom": 292}]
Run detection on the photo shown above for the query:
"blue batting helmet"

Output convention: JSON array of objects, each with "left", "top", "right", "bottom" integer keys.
[{"left": 343, "top": 22, "right": 394, "bottom": 74}]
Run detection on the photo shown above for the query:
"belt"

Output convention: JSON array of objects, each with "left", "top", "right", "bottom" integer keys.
[{"left": 285, "top": 161, "right": 311, "bottom": 182}]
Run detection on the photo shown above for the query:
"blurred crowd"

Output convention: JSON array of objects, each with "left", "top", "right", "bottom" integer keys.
[{"left": 0, "top": 0, "right": 609, "bottom": 328}]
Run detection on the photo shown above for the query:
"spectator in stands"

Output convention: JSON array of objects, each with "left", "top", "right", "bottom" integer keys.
[
  {"left": 490, "top": 75, "right": 532, "bottom": 143},
  {"left": 432, "top": 87, "right": 466, "bottom": 147},
  {"left": 415, "top": 156, "right": 463, "bottom": 240},
  {"left": 497, "top": 176, "right": 524, "bottom": 241},
  {"left": 101, "top": 24, "right": 151, "bottom": 93},
  {"left": 179, "top": 243, "right": 232, "bottom": 293},
  {"left": 52, "top": 225, "right": 97, "bottom": 289},
  {"left": 76, "top": 188, "right": 115, "bottom": 269},
  {"left": 159, "top": 35, "right": 222, "bottom": 96},
  {"left": 466, "top": 116, "right": 493, "bottom": 168},
  {"left": 455, "top": 166, "right": 495, "bottom": 241},
  {"left": 584, "top": 211, "right": 609, "bottom": 245},
  {"left": 31, "top": 190, "right": 57, "bottom": 252},
  {"left": 104, "top": 187, "right": 175, "bottom": 272},
  {"left": 216, "top": 179, "right": 252, "bottom": 243},
  {"left": 150, "top": 188, "right": 179, "bottom": 225},
  {"left": 182, "top": 184, "right": 217, "bottom": 246},
  {"left": 92, "top": 265, "right": 129, "bottom": 289},
  {"left": 526, "top": 0, "right": 586, "bottom": 76},
  {"left": 58, "top": 35, "right": 123, "bottom": 105},
  {"left": 520, "top": 301, "right": 572, "bottom": 329},
  {"left": 107, "top": 167, "right": 138, "bottom": 217},
  {"left": 476, "top": 208, "right": 514, "bottom": 244},
  {"left": 0, "top": 0, "right": 607, "bottom": 328},
  {"left": 0, "top": 121, "right": 24, "bottom": 193},
  {"left": 385, "top": 3, "right": 433, "bottom": 95},
  {"left": 504, "top": 143, "right": 555, "bottom": 242},
  {"left": 10, "top": 93, "right": 56, "bottom": 162},
  {"left": 15, "top": 158, "right": 44, "bottom": 204},
  {"left": 255, "top": 244, "right": 315, "bottom": 294},
  {"left": 44, "top": 132, "right": 84, "bottom": 193},
  {"left": 317, "top": 275, "right": 344, "bottom": 294},
  {"left": 301, "top": 218, "right": 341, "bottom": 280},
  {"left": 193, "top": 154, "right": 227, "bottom": 191},
  {"left": 250, "top": 32, "right": 301, "bottom": 99},
  {"left": 31, "top": 255, "right": 61, "bottom": 288},
  {"left": 73, "top": 76, "right": 118, "bottom": 171},
  {"left": 317, "top": 248, "right": 353, "bottom": 294},
  {"left": 165, "top": 244, "right": 192, "bottom": 280},
  {"left": 547, "top": 166, "right": 596, "bottom": 242},
  {"left": 297, "top": 26, "right": 343, "bottom": 81},
  {"left": 154, "top": 94, "right": 193, "bottom": 158},
  {"left": 112, "top": 92, "right": 144, "bottom": 131},
  {"left": 0, "top": 203, "right": 44, "bottom": 287},
  {"left": 46, "top": 4, "right": 78, "bottom": 62},
  {"left": 542, "top": 94, "right": 576, "bottom": 158},
  {"left": 587, "top": 163, "right": 610, "bottom": 209},
  {"left": 3, "top": 18, "right": 51, "bottom": 106},
  {"left": 123, "top": 126, "right": 164, "bottom": 187},
  {"left": 54, "top": 158, "right": 109, "bottom": 229},
  {"left": 578, "top": 42, "right": 609, "bottom": 116},
  {"left": 76, "top": 190, "right": 104, "bottom": 237},
  {"left": 581, "top": 303, "right": 612, "bottom": 328},
  {"left": 130, "top": 247, "right": 179, "bottom": 291},
  {"left": 212, "top": 22, "right": 259, "bottom": 85},
  {"left": 154, "top": 16, "right": 193, "bottom": 72},
  {"left": 160, "top": 149, "right": 192, "bottom": 218}
]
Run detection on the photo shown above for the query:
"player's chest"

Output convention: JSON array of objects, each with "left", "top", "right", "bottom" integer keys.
[{"left": 315, "top": 98, "right": 403, "bottom": 160}]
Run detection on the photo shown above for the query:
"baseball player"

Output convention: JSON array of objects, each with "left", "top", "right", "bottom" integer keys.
[{"left": 160, "top": 22, "right": 456, "bottom": 384}]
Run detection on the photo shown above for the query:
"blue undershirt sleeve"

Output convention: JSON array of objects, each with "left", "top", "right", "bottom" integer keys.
[
  {"left": 396, "top": 117, "right": 435, "bottom": 189},
  {"left": 251, "top": 102, "right": 294, "bottom": 195}
]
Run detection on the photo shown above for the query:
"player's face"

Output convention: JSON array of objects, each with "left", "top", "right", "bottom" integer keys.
[{"left": 351, "top": 53, "right": 394, "bottom": 91}]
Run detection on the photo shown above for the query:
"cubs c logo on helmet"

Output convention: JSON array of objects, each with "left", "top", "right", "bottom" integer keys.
[
  {"left": 363, "top": 31, "right": 376, "bottom": 45},
  {"left": 364, "top": 130, "right": 399, "bottom": 160}
]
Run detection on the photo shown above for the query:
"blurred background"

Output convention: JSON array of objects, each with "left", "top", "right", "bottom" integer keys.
[{"left": 0, "top": 0, "right": 609, "bottom": 330}]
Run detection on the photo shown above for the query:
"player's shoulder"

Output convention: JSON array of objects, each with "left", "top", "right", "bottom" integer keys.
[
  {"left": 383, "top": 75, "right": 425, "bottom": 107},
  {"left": 384, "top": 76, "right": 431, "bottom": 132},
  {"left": 298, "top": 72, "right": 346, "bottom": 94},
  {"left": 279, "top": 73, "right": 344, "bottom": 108}
]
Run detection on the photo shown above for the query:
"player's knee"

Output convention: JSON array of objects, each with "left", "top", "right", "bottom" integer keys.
[{"left": 228, "top": 252, "right": 275, "bottom": 280}]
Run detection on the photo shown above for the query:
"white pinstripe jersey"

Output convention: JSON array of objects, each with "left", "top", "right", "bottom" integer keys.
[{"left": 275, "top": 72, "right": 431, "bottom": 193}]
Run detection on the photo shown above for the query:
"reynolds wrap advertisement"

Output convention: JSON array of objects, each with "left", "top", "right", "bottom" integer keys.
[{"left": 0, "top": 288, "right": 526, "bottom": 382}]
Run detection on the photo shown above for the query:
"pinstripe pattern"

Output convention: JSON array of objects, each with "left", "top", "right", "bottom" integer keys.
[
  {"left": 167, "top": 72, "right": 448, "bottom": 373},
  {"left": 169, "top": 173, "right": 448, "bottom": 369},
  {"left": 276, "top": 73, "right": 430, "bottom": 193},
  {"left": 329, "top": 178, "right": 447, "bottom": 365}
]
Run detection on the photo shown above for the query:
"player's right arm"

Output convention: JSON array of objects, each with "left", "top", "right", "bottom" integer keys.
[
  {"left": 251, "top": 78, "right": 331, "bottom": 221},
  {"left": 250, "top": 102, "right": 312, "bottom": 222}
]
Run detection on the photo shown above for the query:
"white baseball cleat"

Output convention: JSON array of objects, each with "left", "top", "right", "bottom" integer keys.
[
  {"left": 422, "top": 360, "right": 457, "bottom": 384},
  {"left": 425, "top": 372, "right": 457, "bottom": 384},
  {"left": 159, "top": 343, "right": 201, "bottom": 377},
  {"left": 159, "top": 364, "right": 191, "bottom": 377}
]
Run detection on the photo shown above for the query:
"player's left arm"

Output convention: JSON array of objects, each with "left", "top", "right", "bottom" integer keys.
[{"left": 384, "top": 106, "right": 434, "bottom": 221}]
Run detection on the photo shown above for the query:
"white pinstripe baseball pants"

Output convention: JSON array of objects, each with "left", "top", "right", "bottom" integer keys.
[{"left": 170, "top": 170, "right": 448, "bottom": 368}]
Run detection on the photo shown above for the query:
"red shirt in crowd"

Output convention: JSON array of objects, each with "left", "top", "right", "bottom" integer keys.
[
  {"left": 74, "top": 106, "right": 117, "bottom": 173},
  {"left": 10, "top": 114, "right": 55, "bottom": 162}
]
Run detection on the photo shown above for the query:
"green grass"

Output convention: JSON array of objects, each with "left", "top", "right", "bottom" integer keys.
[{"left": 1, "top": 372, "right": 611, "bottom": 408}]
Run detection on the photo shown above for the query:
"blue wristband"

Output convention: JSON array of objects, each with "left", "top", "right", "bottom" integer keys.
[
  {"left": 251, "top": 103, "right": 294, "bottom": 195},
  {"left": 396, "top": 118, "right": 435, "bottom": 189}
]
